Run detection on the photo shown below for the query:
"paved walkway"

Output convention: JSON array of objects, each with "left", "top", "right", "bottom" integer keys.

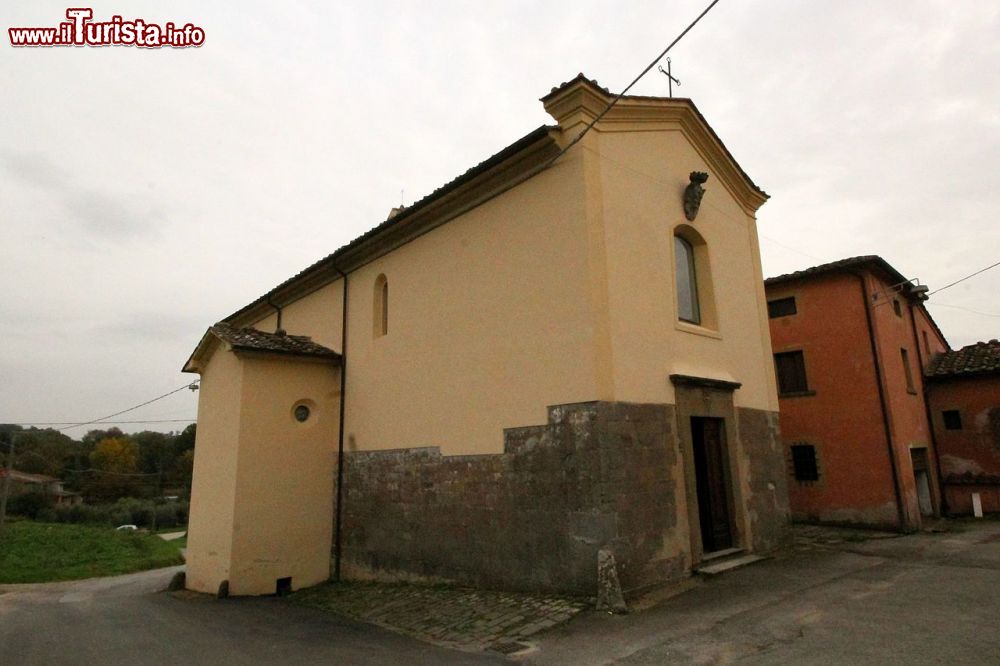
[
  {"left": 294, "top": 581, "right": 587, "bottom": 654},
  {"left": 158, "top": 531, "right": 186, "bottom": 541}
]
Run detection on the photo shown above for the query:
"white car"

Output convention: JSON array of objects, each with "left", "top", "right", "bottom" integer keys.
[{"left": 115, "top": 524, "right": 138, "bottom": 531}]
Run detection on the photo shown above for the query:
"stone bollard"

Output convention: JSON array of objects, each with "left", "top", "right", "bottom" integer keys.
[{"left": 595, "top": 546, "right": 628, "bottom": 613}]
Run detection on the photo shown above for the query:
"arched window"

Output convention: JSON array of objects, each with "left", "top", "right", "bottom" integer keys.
[
  {"left": 374, "top": 274, "right": 388, "bottom": 337},
  {"left": 674, "top": 236, "right": 700, "bottom": 324}
]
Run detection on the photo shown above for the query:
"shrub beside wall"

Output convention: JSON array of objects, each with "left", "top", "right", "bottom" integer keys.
[{"left": 27, "top": 498, "right": 189, "bottom": 529}]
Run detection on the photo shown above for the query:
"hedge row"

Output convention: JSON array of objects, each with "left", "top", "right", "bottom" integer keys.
[{"left": 10, "top": 495, "right": 189, "bottom": 529}]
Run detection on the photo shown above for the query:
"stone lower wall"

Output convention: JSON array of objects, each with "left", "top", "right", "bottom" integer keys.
[
  {"left": 737, "top": 408, "right": 791, "bottom": 552},
  {"left": 338, "top": 401, "right": 682, "bottom": 596}
]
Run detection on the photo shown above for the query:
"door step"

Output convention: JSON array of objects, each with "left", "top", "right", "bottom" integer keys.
[
  {"left": 696, "top": 553, "right": 765, "bottom": 576},
  {"left": 699, "top": 546, "right": 744, "bottom": 562}
]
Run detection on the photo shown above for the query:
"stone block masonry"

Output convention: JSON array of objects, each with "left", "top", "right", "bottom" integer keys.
[
  {"left": 339, "top": 401, "right": 683, "bottom": 596},
  {"left": 737, "top": 407, "right": 792, "bottom": 553}
]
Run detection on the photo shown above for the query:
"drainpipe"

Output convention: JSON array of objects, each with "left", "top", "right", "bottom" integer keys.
[
  {"left": 266, "top": 295, "right": 284, "bottom": 334},
  {"left": 332, "top": 263, "right": 349, "bottom": 581},
  {"left": 907, "top": 300, "right": 948, "bottom": 515},
  {"left": 851, "top": 270, "right": 907, "bottom": 531}
]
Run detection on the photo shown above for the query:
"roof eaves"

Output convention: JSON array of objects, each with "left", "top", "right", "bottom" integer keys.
[
  {"left": 220, "top": 124, "right": 557, "bottom": 326},
  {"left": 765, "top": 255, "right": 907, "bottom": 287}
]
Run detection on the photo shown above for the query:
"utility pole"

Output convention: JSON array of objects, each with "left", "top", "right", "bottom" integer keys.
[{"left": 0, "top": 434, "right": 16, "bottom": 543}]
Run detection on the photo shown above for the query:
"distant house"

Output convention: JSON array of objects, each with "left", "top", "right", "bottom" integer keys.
[
  {"left": 765, "top": 256, "right": 949, "bottom": 531},
  {"left": 925, "top": 340, "right": 1000, "bottom": 515},
  {"left": 0, "top": 469, "right": 82, "bottom": 506},
  {"left": 182, "top": 75, "right": 791, "bottom": 598}
]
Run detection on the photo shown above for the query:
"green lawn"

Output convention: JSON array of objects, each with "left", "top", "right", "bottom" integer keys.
[{"left": 0, "top": 521, "right": 184, "bottom": 584}]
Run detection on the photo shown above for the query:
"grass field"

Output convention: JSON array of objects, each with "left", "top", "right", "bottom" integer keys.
[{"left": 0, "top": 521, "right": 185, "bottom": 584}]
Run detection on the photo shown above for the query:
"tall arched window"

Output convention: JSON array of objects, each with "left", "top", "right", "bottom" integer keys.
[
  {"left": 674, "top": 236, "right": 700, "bottom": 324},
  {"left": 374, "top": 274, "right": 388, "bottom": 337}
]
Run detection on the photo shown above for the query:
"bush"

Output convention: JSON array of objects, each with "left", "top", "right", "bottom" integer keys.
[
  {"left": 48, "top": 498, "right": 189, "bottom": 529},
  {"left": 7, "top": 492, "right": 51, "bottom": 519}
]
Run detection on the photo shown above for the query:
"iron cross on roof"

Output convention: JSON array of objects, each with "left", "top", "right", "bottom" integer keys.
[{"left": 657, "top": 58, "right": 680, "bottom": 98}]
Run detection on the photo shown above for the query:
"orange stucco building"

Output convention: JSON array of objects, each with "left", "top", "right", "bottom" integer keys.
[
  {"left": 925, "top": 341, "right": 1000, "bottom": 515},
  {"left": 765, "top": 256, "right": 949, "bottom": 530}
]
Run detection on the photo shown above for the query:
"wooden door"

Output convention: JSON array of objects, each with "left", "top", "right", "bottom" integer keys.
[{"left": 692, "top": 417, "right": 733, "bottom": 552}]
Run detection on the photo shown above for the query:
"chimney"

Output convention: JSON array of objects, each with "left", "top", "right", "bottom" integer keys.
[{"left": 386, "top": 206, "right": 405, "bottom": 220}]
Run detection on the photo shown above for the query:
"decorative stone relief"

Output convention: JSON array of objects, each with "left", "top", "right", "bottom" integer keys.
[{"left": 683, "top": 171, "right": 709, "bottom": 221}]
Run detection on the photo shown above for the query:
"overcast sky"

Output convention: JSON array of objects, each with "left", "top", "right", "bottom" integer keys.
[{"left": 2, "top": 1, "right": 998, "bottom": 435}]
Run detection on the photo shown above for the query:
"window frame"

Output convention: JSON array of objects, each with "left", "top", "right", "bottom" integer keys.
[
  {"left": 674, "top": 235, "right": 701, "bottom": 325},
  {"left": 774, "top": 350, "right": 811, "bottom": 396},
  {"left": 767, "top": 296, "right": 797, "bottom": 319},
  {"left": 790, "top": 444, "right": 820, "bottom": 482},
  {"left": 900, "top": 347, "right": 916, "bottom": 394},
  {"left": 373, "top": 274, "right": 389, "bottom": 338}
]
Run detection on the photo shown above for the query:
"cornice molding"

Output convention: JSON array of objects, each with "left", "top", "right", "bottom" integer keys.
[{"left": 542, "top": 79, "right": 767, "bottom": 217}]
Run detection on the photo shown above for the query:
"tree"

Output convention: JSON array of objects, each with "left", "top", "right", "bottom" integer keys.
[
  {"left": 90, "top": 437, "right": 139, "bottom": 473},
  {"left": 0, "top": 426, "right": 78, "bottom": 478},
  {"left": 86, "top": 436, "right": 143, "bottom": 500},
  {"left": 81, "top": 427, "right": 125, "bottom": 454},
  {"left": 174, "top": 423, "right": 196, "bottom": 455}
]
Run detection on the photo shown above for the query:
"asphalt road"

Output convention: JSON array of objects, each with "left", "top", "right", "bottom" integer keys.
[
  {"left": 526, "top": 521, "right": 1000, "bottom": 664},
  {"left": 0, "top": 566, "right": 504, "bottom": 665},
  {"left": 4, "top": 522, "right": 999, "bottom": 664}
]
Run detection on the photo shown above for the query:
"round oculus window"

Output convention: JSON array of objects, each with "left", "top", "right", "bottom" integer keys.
[{"left": 294, "top": 405, "right": 311, "bottom": 422}]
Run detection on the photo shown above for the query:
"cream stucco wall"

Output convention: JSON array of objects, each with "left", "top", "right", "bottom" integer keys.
[
  {"left": 589, "top": 126, "right": 777, "bottom": 411},
  {"left": 239, "top": 102, "right": 777, "bottom": 458},
  {"left": 255, "top": 283, "right": 343, "bottom": 352},
  {"left": 251, "top": 151, "right": 600, "bottom": 457},
  {"left": 228, "top": 355, "right": 340, "bottom": 596},
  {"left": 186, "top": 343, "right": 243, "bottom": 594},
  {"left": 186, "top": 342, "right": 340, "bottom": 596}
]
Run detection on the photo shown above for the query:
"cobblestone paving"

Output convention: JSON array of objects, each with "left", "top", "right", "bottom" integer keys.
[{"left": 292, "top": 581, "right": 587, "bottom": 653}]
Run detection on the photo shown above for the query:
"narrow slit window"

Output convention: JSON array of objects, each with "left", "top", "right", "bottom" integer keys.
[
  {"left": 374, "top": 274, "right": 389, "bottom": 337},
  {"left": 674, "top": 236, "right": 700, "bottom": 324},
  {"left": 901, "top": 348, "right": 915, "bottom": 393}
]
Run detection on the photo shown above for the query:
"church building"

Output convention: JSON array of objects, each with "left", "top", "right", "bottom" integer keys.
[{"left": 182, "top": 74, "right": 790, "bottom": 598}]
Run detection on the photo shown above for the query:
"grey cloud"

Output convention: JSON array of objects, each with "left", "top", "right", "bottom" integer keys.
[
  {"left": 1, "top": 151, "right": 161, "bottom": 240},
  {"left": 88, "top": 312, "right": 209, "bottom": 345}
]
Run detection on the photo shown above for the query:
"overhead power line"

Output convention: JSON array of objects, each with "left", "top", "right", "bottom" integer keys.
[
  {"left": 50, "top": 381, "right": 200, "bottom": 432},
  {"left": 8, "top": 419, "right": 197, "bottom": 427},
  {"left": 928, "top": 260, "right": 1000, "bottom": 296},
  {"left": 550, "top": 0, "right": 722, "bottom": 165},
  {"left": 926, "top": 302, "right": 1000, "bottom": 318}
]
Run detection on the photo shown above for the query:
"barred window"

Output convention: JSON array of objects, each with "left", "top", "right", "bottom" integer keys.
[{"left": 791, "top": 444, "right": 819, "bottom": 482}]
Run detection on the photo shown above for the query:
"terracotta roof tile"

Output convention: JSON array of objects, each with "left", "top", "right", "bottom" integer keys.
[
  {"left": 764, "top": 255, "right": 906, "bottom": 286},
  {"left": 925, "top": 339, "right": 1000, "bottom": 379},
  {"left": 211, "top": 322, "right": 340, "bottom": 361},
  {"left": 0, "top": 469, "right": 58, "bottom": 484}
]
